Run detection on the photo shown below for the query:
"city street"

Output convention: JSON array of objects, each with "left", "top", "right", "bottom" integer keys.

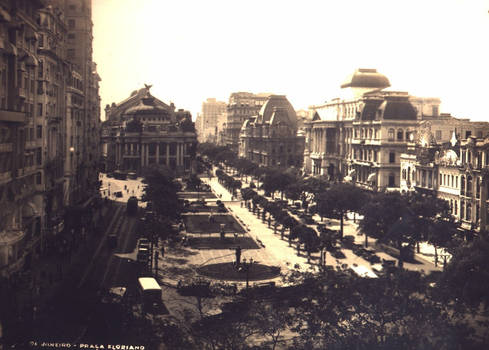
[{"left": 4, "top": 196, "right": 143, "bottom": 345}]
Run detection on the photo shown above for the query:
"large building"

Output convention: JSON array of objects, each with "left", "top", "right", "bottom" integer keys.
[
  {"left": 102, "top": 86, "right": 197, "bottom": 176},
  {"left": 224, "top": 92, "right": 271, "bottom": 152},
  {"left": 239, "top": 95, "right": 305, "bottom": 168},
  {"left": 196, "top": 98, "right": 226, "bottom": 143},
  {"left": 399, "top": 117, "right": 489, "bottom": 232},
  {"left": 304, "top": 68, "right": 440, "bottom": 190},
  {"left": 0, "top": 0, "right": 101, "bottom": 279}
]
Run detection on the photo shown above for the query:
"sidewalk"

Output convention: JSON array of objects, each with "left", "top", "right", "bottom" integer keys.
[{"left": 207, "top": 167, "right": 441, "bottom": 276}]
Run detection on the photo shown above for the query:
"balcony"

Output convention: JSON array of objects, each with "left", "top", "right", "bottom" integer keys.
[
  {"left": 0, "top": 171, "right": 11, "bottom": 183},
  {"left": 0, "top": 143, "right": 12, "bottom": 152},
  {"left": 0, "top": 110, "right": 26, "bottom": 123},
  {"left": 16, "top": 87, "right": 26, "bottom": 99}
]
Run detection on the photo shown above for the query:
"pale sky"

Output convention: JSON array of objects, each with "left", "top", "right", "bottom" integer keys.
[{"left": 92, "top": 0, "right": 489, "bottom": 122}]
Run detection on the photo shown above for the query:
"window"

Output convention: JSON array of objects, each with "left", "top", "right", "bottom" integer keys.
[
  {"left": 389, "top": 151, "right": 395, "bottom": 163},
  {"left": 461, "top": 176, "right": 465, "bottom": 195},
  {"left": 460, "top": 201, "right": 465, "bottom": 220},
  {"left": 467, "top": 175, "right": 472, "bottom": 196},
  {"left": 435, "top": 130, "right": 442, "bottom": 140},
  {"left": 402, "top": 169, "right": 407, "bottom": 180},
  {"left": 68, "top": 33, "right": 75, "bottom": 40},
  {"left": 432, "top": 106, "right": 439, "bottom": 116},
  {"left": 36, "top": 125, "right": 42, "bottom": 138},
  {"left": 465, "top": 131, "right": 472, "bottom": 138},
  {"left": 454, "top": 201, "right": 458, "bottom": 216},
  {"left": 36, "top": 147, "right": 42, "bottom": 165},
  {"left": 36, "top": 172, "right": 42, "bottom": 185},
  {"left": 67, "top": 49, "right": 75, "bottom": 59},
  {"left": 388, "top": 128, "right": 394, "bottom": 141},
  {"left": 397, "top": 129, "right": 403, "bottom": 140},
  {"left": 388, "top": 173, "right": 395, "bottom": 187},
  {"left": 68, "top": 19, "right": 75, "bottom": 29}
]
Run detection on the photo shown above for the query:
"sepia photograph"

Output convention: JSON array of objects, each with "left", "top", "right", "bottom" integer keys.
[{"left": 0, "top": 0, "right": 489, "bottom": 349}]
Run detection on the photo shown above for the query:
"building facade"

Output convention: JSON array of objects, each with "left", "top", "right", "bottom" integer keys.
[
  {"left": 196, "top": 97, "right": 226, "bottom": 144},
  {"left": 0, "top": 0, "right": 101, "bottom": 279},
  {"left": 239, "top": 95, "right": 305, "bottom": 168},
  {"left": 399, "top": 118, "right": 489, "bottom": 232},
  {"left": 224, "top": 92, "right": 271, "bottom": 152},
  {"left": 304, "top": 68, "right": 440, "bottom": 190},
  {"left": 102, "top": 86, "right": 197, "bottom": 176}
]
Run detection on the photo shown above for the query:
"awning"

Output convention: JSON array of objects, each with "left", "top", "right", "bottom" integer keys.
[
  {"left": 21, "top": 52, "right": 38, "bottom": 66},
  {"left": 0, "top": 39, "right": 17, "bottom": 56},
  {"left": 22, "top": 201, "right": 39, "bottom": 218},
  {"left": 24, "top": 25, "right": 38, "bottom": 41},
  {"left": 0, "top": 6, "right": 11, "bottom": 22},
  {"left": 367, "top": 173, "right": 377, "bottom": 182}
]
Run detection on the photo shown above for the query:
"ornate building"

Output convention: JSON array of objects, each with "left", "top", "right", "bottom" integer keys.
[
  {"left": 304, "top": 68, "right": 440, "bottom": 190},
  {"left": 399, "top": 118, "right": 489, "bottom": 232},
  {"left": 224, "top": 92, "right": 271, "bottom": 152},
  {"left": 239, "top": 95, "right": 304, "bottom": 168},
  {"left": 102, "top": 86, "right": 197, "bottom": 176}
]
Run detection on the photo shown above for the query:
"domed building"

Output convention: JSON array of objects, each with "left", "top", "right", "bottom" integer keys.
[
  {"left": 102, "top": 86, "right": 197, "bottom": 175},
  {"left": 239, "top": 95, "right": 305, "bottom": 168},
  {"left": 304, "top": 68, "right": 441, "bottom": 189}
]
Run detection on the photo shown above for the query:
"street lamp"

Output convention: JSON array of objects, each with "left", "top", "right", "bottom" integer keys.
[{"left": 241, "top": 257, "right": 254, "bottom": 289}]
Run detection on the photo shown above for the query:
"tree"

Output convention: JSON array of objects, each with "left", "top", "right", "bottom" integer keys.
[
  {"left": 141, "top": 165, "right": 182, "bottom": 220},
  {"left": 317, "top": 183, "right": 366, "bottom": 239},
  {"left": 438, "top": 231, "right": 489, "bottom": 311},
  {"left": 283, "top": 267, "right": 476, "bottom": 350}
]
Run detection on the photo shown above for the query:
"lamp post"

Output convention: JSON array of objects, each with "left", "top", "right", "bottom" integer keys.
[{"left": 242, "top": 257, "right": 254, "bottom": 289}]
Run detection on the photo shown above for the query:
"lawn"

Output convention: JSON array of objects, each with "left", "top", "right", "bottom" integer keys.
[{"left": 183, "top": 214, "right": 246, "bottom": 234}]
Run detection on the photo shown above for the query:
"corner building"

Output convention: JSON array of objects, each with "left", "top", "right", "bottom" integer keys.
[
  {"left": 239, "top": 95, "right": 305, "bottom": 168},
  {"left": 304, "top": 68, "right": 440, "bottom": 190}
]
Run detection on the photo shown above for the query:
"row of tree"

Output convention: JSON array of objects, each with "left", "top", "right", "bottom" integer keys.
[{"left": 215, "top": 169, "right": 242, "bottom": 197}]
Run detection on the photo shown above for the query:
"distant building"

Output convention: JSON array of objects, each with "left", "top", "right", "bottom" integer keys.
[
  {"left": 102, "top": 86, "right": 197, "bottom": 176},
  {"left": 304, "top": 68, "right": 440, "bottom": 190},
  {"left": 224, "top": 92, "right": 271, "bottom": 152},
  {"left": 239, "top": 95, "right": 305, "bottom": 168},
  {"left": 196, "top": 98, "right": 226, "bottom": 143}
]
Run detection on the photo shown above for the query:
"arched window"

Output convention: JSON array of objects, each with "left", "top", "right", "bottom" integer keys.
[
  {"left": 388, "top": 128, "right": 394, "bottom": 141},
  {"left": 467, "top": 175, "right": 472, "bottom": 196},
  {"left": 397, "top": 129, "right": 404, "bottom": 140},
  {"left": 476, "top": 177, "right": 480, "bottom": 198}
]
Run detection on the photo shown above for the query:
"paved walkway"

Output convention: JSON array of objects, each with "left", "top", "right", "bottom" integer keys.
[{"left": 205, "top": 169, "right": 442, "bottom": 276}]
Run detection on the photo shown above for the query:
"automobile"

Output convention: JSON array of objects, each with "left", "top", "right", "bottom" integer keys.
[
  {"left": 127, "top": 172, "right": 137, "bottom": 180},
  {"left": 137, "top": 247, "right": 150, "bottom": 263},
  {"left": 107, "top": 172, "right": 114, "bottom": 178},
  {"left": 331, "top": 249, "right": 346, "bottom": 259},
  {"left": 126, "top": 196, "right": 138, "bottom": 216},
  {"left": 138, "top": 238, "right": 150, "bottom": 250}
]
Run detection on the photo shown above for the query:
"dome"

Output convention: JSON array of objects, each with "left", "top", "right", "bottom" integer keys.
[
  {"left": 258, "top": 95, "right": 297, "bottom": 129},
  {"left": 341, "top": 68, "right": 390, "bottom": 89}
]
